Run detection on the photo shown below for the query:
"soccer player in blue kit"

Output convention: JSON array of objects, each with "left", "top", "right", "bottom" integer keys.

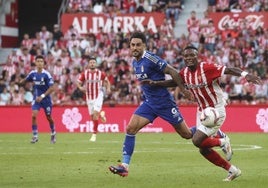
[
  {"left": 20, "top": 55, "right": 56, "bottom": 144},
  {"left": 109, "top": 31, "right": 195, "bottom": 177}
]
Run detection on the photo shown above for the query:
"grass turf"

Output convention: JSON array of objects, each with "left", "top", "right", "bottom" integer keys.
[{"left": 0, "top": 133, "right": 267, "bottom": 188}]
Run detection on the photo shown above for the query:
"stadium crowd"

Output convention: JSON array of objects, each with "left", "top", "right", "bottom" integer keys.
[{"left": 0, "top": 0, "right": 267, "bottom": 106}]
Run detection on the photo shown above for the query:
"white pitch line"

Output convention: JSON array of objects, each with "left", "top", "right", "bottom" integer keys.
[{"left": 0, "top": 144, "right": 262, "bottom": 155}]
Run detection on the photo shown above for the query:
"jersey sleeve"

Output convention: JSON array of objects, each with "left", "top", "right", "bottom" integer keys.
[
  {"left": 145, "top": 51, "right": 167, "bottom": 72},
  {"left": 46, "top": 71, "right": 54, "bottom": 87},
  {"left": 101, "top": 71, "right": 107, "bottom": 81},
  {"left": 25, "top": 71, "right": 34, "bottom": 81},
  {"left": 204, "top": 62, "right": 225, "bottom": 79},
  {"left": 77, "top": 72, "right": 85, "bottom": 83}
]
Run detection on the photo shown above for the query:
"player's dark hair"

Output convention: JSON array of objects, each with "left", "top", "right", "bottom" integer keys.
[
  {"left": 183, "top": 45, "right": 199, "bottom": 52},
  {"left": 35, "top": 55, "right": 44, "bottom": 60},
  {"left": 88, "top": 56, "right": 97, "bottom": 61},
  {"left": 130, "top": 31, "right": 146, "bottom": 44}
]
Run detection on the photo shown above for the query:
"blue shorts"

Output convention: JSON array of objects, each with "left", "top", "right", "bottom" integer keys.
[
  {"left": 32, "top": 97, "right": 52, "bottom": 115},
  {"left": 134, "top": 100, "right": 184, "bottom": 127}
]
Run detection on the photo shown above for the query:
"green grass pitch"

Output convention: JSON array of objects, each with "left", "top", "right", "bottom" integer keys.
[{"left": 0, "top": 133, "right": 267, "bottom": 188}]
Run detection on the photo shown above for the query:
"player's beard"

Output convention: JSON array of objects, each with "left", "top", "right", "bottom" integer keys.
[
  {"left": 132, "top": 51, "right": 141, "bottom": 60},
  {"left": 89, "top": 67, "right": 95, "bottom": 70}
]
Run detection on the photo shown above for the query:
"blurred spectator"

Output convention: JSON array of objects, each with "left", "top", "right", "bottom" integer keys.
[
  {"left": 136, "top": 0, "right": 151, "bottom": 13},
  {"left": 52, "top": 59, "right": 65, "bottom": 82},
  {"left": 24, "top": 86, "right": 34, "bottom": 104},
  {"left": 6, "top": 48, "right": 20, "bottom": 67},
  {"left": 207, "top": 0, "right": 217, "bottom": 12},
  {"left": 67, "top": 0, "right": 83, "bottom": 13},
  {"left": 187, "top": 10, "right": 199, "bottom": 33},
  {"left": 21, "top": 33, "right": 32, "bottom": 50},
  {"left": 254, "top": 77, "right": 268, "bottom": 103},
  {"left": 67, "top": 33, "right": 80, "bottom": 52},
  {"left": 0, "top": 86, "right": 11, "bottom": 105},
  {"left": 10, "top": 86, "right": 25, "bottom": 105},
  {"left": 64, "top": 25, "right": 80, "bottom": 40},
  {"left": 154, "top": 0, "right": 168, "bottom": 12},
  {"left": 69, "top": 44, "right": 82, "bottom": 67},
  {"left": 203, "top": 20, "right": 217, "bottom": 54},
  {"left": 165, "top": 0, "right": 182, "bottom": 24},
  {"left": 39, "top": 26, "right": 50, "bottom": 41},
  {"left": 52, "top": 24, "right": 64, "bottom": 41},
  {"left": 216, "top": 0, "right": 230, "bottom": 12},
  {"left": 46, "top": 32, "right": 56, "bottom": 52},
  {"left": 50, "top": 43, "right": 62, "bottom": 59},
  {"left": 18, "top": 47, "right": 35, "bottom": 74},
  {"left": 2, "top": 58, "right": 17, "bottom": 82}
]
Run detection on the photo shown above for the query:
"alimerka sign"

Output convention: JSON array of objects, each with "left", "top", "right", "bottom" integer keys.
[
  {"left": 61, "top": 13, "right": 165, "bottom": 35},
  {"left": 209, "top": 12, "right": 267, "bottom": 32}
]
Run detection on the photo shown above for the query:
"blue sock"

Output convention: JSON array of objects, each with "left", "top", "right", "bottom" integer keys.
[
  {"left": 32, "top": 125, "right": 38, "bottom": 136},
  {"left": 190, "top": 126, "right": 196, "bottom": 136},
  {"left": 50, "top": 124, "right": 55, "bottom": 134},
  {"left": 122, "top": 134, "right": 136, "bottom": 165}
]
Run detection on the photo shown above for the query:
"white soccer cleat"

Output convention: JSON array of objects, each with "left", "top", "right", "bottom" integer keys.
[
  {"left": 89, "top": 134, "right": 96, "bottom": 142},
  {"left": 223, "top": 166, "right": 241, "bottom": 181},
  {"left": 221, "top": 135, "right": 233, "bottom": 161},
  {"left": 100, "top": 111, "right": 107, "bottom": 123}
]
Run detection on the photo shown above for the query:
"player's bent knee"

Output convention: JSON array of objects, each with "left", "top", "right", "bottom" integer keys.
[
  {"left": 192, "top": 137, "right": 202, "bottom": 148},
  {"left": 126, "top": 127, "right": 139, "bottom": 135},
  {"left": 180, "top": 132, "right": 192, "bottom": 139}
]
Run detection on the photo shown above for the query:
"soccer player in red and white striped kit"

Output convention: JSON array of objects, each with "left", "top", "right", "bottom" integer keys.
[
  {"left": 143, "top": 45, "right": 262, "bottom": 181},
  {"left": 77, "top": 56, "right": 111, "bottom": 142}
]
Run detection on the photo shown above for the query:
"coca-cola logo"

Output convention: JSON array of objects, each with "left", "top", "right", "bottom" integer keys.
[{"left": 217, "top": 14, "right": 264, "bottom": 30}]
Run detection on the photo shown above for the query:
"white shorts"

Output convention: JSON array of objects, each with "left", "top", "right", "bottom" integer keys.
[
  {"left": 196, "top": 105, "right": 226, "bottom": 137},
  {"left": 87, "top": 92, "right": 104, "bottom": 115}
]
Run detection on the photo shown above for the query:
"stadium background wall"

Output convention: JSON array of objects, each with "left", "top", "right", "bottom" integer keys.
[{"left": 0, "top": 105, "right": 267, "bottom": 133}]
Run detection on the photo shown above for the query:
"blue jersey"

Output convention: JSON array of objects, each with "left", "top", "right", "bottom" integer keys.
[
  {"left": 133, "top": 51, "right": 184, "bottom": 126},
  {"left": 133, "top": 51, "right": 174, "bottom": 107},
  {"left": 25, "top": 69, "right": 54, "bottom": 99},
  {"left": 25, "top": 69, "right": 54, "bottom": 114}
]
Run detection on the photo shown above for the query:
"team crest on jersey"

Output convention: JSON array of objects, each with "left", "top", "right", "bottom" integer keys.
[{"left": 158, "top": 62, "right": 164, "bottom": 69}]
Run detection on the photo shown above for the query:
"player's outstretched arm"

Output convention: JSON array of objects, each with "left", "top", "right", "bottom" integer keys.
[
  {"left": 164, "top": 64, "right": 194, "bottom": 100},
  {"left": 76, "top": 82, "right": 86, "bottom": 93},
  {"left": 224, "top": 67, "right": 262, "bottom": 85}
]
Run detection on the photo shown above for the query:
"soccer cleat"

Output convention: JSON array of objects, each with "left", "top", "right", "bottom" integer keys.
[
  {"left": 221, "top": 135, "right": 233, "bottom": 161},
  {"left": 100, "top": 111, "right": 107, "bottom": 123},
  {"left": 30, "top": 136, "right": 38, "bottom": 143},
  {"left": 50, "top": 132, "right": 56, "bottom": 144},
  {"left": 89, "top": 134, "right": 96, "bottom": 142},
  {"left": 109, "top": 164, "right": 129, "bottom": 177},
  {"left": 223, "top": 167, "right": 241, "bottom": 181}
]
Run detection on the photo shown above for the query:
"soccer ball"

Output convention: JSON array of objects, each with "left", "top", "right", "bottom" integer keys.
[{"left": 200, "top": 107, "right": 220, "bottom": 127}]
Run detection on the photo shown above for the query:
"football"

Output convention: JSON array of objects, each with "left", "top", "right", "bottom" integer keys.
[{"left": 200, "top": 107, "right": 220, "bottom": 127}]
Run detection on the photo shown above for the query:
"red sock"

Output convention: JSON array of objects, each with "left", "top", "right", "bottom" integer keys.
[
  {"left": 200, "top": 137, "right": 221, "bottom": 148},
  {"left": 214, "top": 134, "right": 221, "bottom": 138},
  {"left": 202, "top": 148, "right": 231, "bottom": 171},
  {"left": 93, "top": 120, "right": 98, "bottom": 134}
]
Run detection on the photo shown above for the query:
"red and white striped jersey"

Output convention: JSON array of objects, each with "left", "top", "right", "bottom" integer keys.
[
  {"left": 203, "top": 26, "right": 217, "bottom": 44},
  {"left": 179, "top": 62, "right": 226, "bottom": 111},
  {"left": 77, "top": 69, "right": 106, "bottom": 101}
]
